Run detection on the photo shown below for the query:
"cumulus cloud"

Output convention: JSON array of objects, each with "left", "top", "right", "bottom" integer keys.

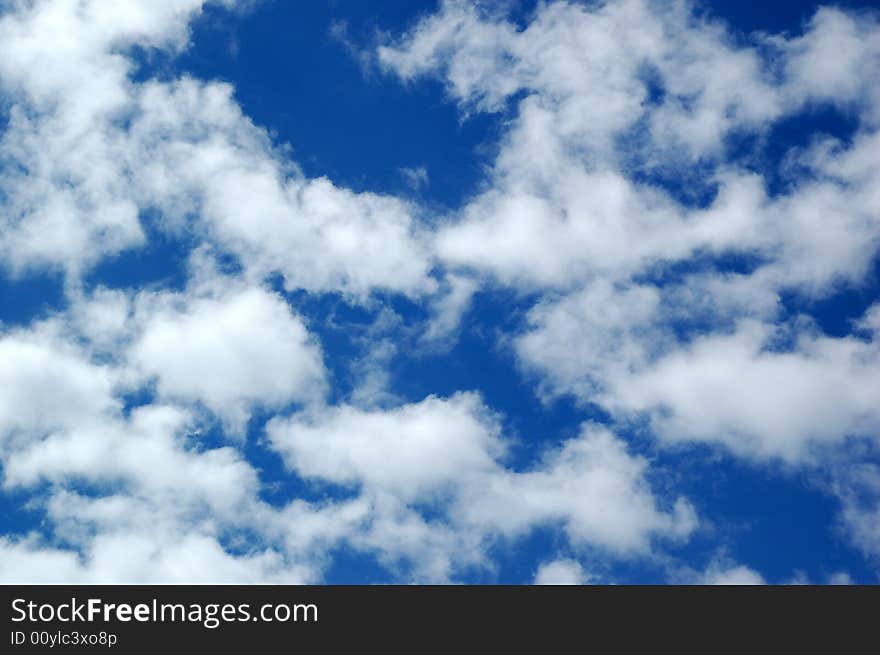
[
  {"left": 270, "top": 395, "right": 696, "bottom": 563},
  {"left": 2, "top": 0, "right": 878, "bottom": 584},
  {"left": 605, "top": 319, "right": 880, "bottom": 461},
  {"left": 0, "top": 0, "right": 436, "bottom": 583},
  {"left": 380, "top": 0, "right": 880, "bottom": 460},
  {"left": 0, "top": 321, "right": 306, "bottom": 582},
  {"left": 131, "top": 284, "right": 325, "bottom": 430},
  {"left": 421, "top": 273, "right": 479, "bottom": 344},
  {"left": 380, "top": 0, "right": 880, "bottom": 297},
  {"left": 0, "top": 1, "right": 435, "bottom": 297},
  {"left": 699, "top": 562, "right": 767, "bottom": 586},
  {"left": 377, "top": 0, "right": 880, "bottom": 565},
  {"left": 832, "top": 461, "right": 880, "bottom": 561},
  {"left": 0, "top": 0, "right": 228, "bottom": 276},
  {"left": 0, "top": 327, "right": 118, "bottom": 442},
  {"left": 534, "top": 559, "right": 591, "bottom": 585},
  {"left": 520, "top": 302, "right": 880, "bottom": 461}
]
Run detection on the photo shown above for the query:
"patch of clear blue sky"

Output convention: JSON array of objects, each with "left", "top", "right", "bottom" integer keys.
[{"left": 1, "top": 0, "right": 878, "bottom": 581}]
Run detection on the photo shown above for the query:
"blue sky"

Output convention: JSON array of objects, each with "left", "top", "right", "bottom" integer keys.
[{"left": 0, "top": 0, "right": 879, "bottom": 584}]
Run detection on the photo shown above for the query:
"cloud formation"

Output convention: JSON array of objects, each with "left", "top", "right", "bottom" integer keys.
[
  {"left": 381, "top": 1, "right": 880, "bottom": 459},
  {"left": 0, "top": 0, "right": 878, "bottom": 583}
]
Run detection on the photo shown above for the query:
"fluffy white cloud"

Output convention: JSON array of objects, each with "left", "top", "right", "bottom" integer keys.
[
  {"left": 828, "top": 571, "right": 854, "bottom": 585},
  {"left": 3, "top": 404, "right": 256, "bottom": 510},
  {"left": 268, "top": 394, "right": 502, "bottom": 502},
  {"left": 0, "top": 533, "right": 306, "bottom": 585},
  {"left": 422, "top": 274, "right": 478, "bottom": 344},
  {"left": 129, "top": 78, "right": 437, "bottom": 297},
  {"left": 0, "top": 0, "right": 436, "bottom": 297},
  {"left": 0, "top": 325, "right": 306, "bottom": 582},
  {"left": 520, "top": 302, "right": 880, "bottom": 461},
  {"left": 700, "top": 561, "right": 766, "bottom": 585},
  {"left": 2, "top": 0, "right": 878, "bottom": 584},
  {"left": 0, "top": 301, "right": 694, "bottom": 582},
  {"left": 605, "top": 320, "right": 880, "bottom": 461},
  {"left": 0, "top": 0, "right": 440, "bottom": 583},
  {"left": 381, "top": 1, "right": 878, "bottom": 152},
  {"left": 382, "top": 0, "right": 880, "bottom": 462},
  {"left": 377, "top": 0, "right": 880, "bottom": 568},
  {"left": 381, "top": 0, "right": 880, "bottom": 293},
  {"left": 131, "top": 285, "right": 325, "bottom": 430},
  {"left": 832, "top": 461, "right": 880, "bottom": 561},
  {"left": 0, "top": 0, "right": 234, "bottom": 276},
  {"left": 534, "top": 559, "right": 591, "bottom": 585},
  {"left": 269, "top": 394, "right": 696, "bottom": 561},
  {"left": 0, "top": 327, "right": 118, "bottom": 442}
]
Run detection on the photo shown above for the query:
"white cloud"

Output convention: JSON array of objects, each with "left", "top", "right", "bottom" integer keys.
[
  {"left": 0, "top": 1, "right": 436, "bottom": 298},
  {"left": 781, "top": 7, "right": 880, "bottom": 119},
  {"left": 378, "top": 0, "right": 880, "bottom": 567},
  {"left": 520, "top": 301, "right": 880, "bottom": 461},
  {"left": 459, "top": 424, "right": 697, "bottom": 553},
  {"left": 0, "top": 330, "right": 309, "bottom": 582},
  {"left": 0, "top": 0, "right": 441, "bottom": 580},
  {"left": 0, "top": 537, "right": 88, "bottom": 584},
  {"left": 0, "top": 326, "right": 119, "bottom": 442},
  {"left": 128, "top": 76, "right": 437, "bottom": 298},
  {"left": 606, "top": 320, "right": 880, "bottom": 461},
  {"left": 833, "top": 461, "right": 880, "bottom": 561},
  {"left": 381, "top": 1, "right": 880, "bottom": 293},
  {"left": 422, "top": 273, "right": 479, "bottom": 344},
  {"left": 401, "top": 166, "right": 429, "bottom": 190},
  {"left": 131, "top": 284, "right": 325, "bottom": 430},
  {"left": 534, "top": 559, "right": 591, "bottom": 585},
  {"left": 0, "top": 0, "right": 233, "bottom": 276},
  {"left": 0, "top": 303, "right": 693, "bottom": 582},
  {"left": 269, "top": 393, "right": 502, "bottom": 502},
  {"left": 828, "top": 571, "right": 854, "bottom": 585},
  {"left": 515, "top": 280, "right": 665, "bottom": 399},
  {"left": 700, "top": 561, "right": 766, "bottom": 585},
  {"left": 382, "top": 0, "right": 880, "bottom": 464},
  {"left": 1, "top": 0, "right": 878, "bottom": 584},
  {"left": 0, "top": 532, "right": 307, "bottom": 585},
  {"left": 270, "top": 395, "right": 696, "bottom": 562}
]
